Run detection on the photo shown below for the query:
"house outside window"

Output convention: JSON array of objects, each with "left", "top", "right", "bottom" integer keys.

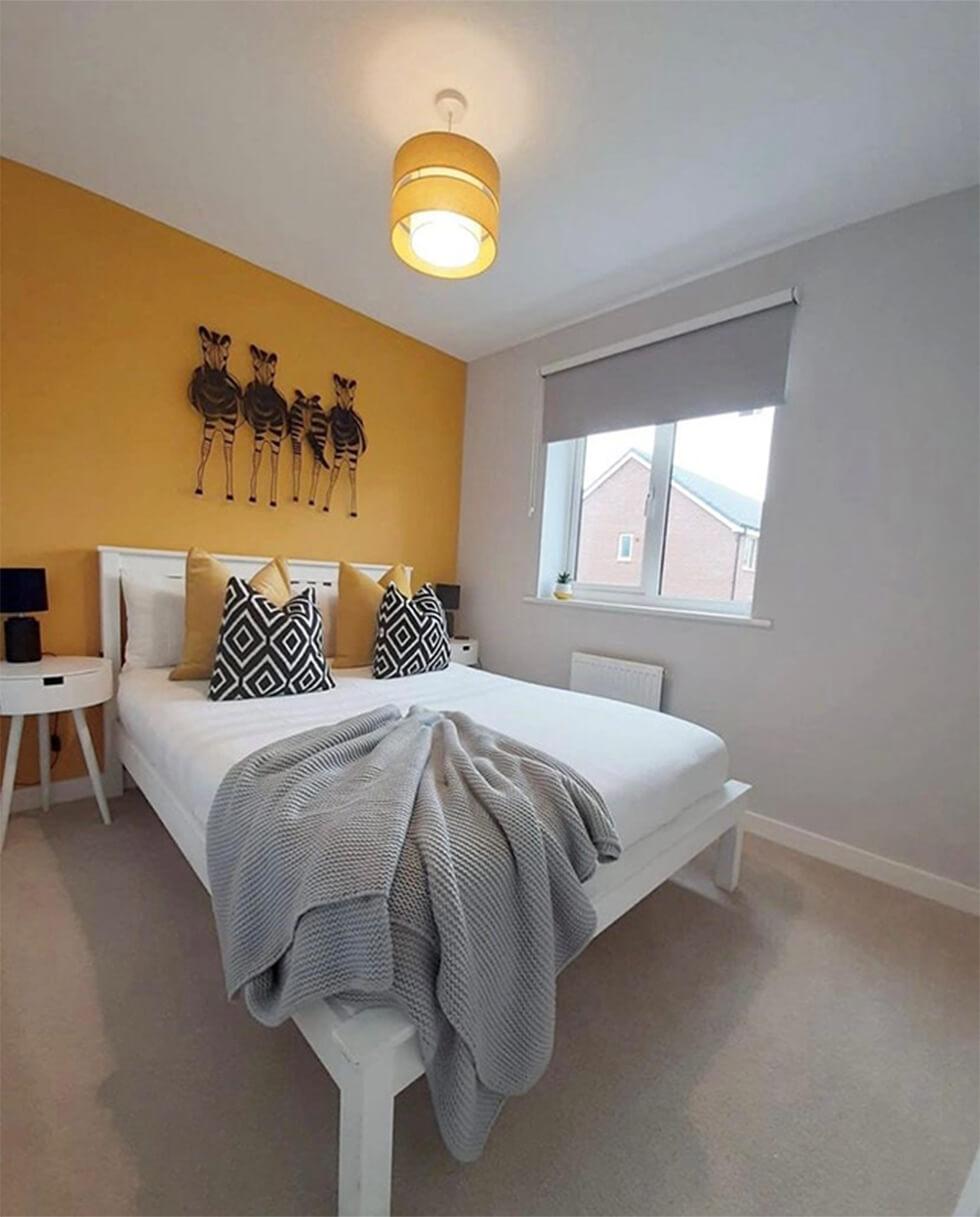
[{"left": 542, "top": 407, "right": 774, "bottom": 614}]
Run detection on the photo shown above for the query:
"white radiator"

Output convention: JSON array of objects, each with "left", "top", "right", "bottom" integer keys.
[{"left": 569, "top": 652, "right": 665, "bottom": 710}]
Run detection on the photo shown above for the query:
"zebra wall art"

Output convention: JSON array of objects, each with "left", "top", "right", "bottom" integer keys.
[
  {"left": 323, "top": 374, "right": 368, "bottom": 517},
  {"left": 303, "top": 390, "right": 331, "bottom": 507},
  {"left": 188, "top": 326, "right": 241, "bottom": 500},
  {"left": 186, "top": 329, "right": 370, "bottom": 517},
  {"left": 242, "top": 345, "right": 288, "bottom": 507},
  {"left": 287, "top": 389, "right": 312, "bottom": 502}
]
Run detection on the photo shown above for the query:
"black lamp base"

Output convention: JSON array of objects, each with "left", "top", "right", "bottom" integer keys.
[{"left": 4, "top": 616, "right": 41, "bottom": 663}]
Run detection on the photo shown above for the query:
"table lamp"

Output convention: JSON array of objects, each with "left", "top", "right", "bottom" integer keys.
[{"left": 0, "top": 568, "right": 48, "bottom": 663}]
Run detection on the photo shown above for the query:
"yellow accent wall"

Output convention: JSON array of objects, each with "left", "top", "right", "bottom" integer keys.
[{"left": 0, "top": 159, "right": 466, "bottom": 787}]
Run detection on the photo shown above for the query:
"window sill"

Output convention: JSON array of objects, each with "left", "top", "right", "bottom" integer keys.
[{"left": 523, "top": 595, "right": 773, "bottom": 629}]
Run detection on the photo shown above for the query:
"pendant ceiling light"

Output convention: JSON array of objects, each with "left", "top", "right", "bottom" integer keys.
[{"left": 390, "top": 90, "right": 500, "bottom": 279}]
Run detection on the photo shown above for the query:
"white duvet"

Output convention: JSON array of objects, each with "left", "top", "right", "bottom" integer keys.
[{"left": 116, "top": 664, "right": 729, "bottom": 851}]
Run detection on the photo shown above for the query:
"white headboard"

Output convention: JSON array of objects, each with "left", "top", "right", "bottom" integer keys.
[
  {"left": 97, "top": 545, "right": 411, "bottom": 675},
  {"left": 97, "top": 545, "right": 412, "bottom": 798}
]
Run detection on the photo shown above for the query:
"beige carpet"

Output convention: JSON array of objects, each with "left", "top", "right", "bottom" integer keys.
[{"left": 1, "top": 792, "right": 977, "bottom": 1217}]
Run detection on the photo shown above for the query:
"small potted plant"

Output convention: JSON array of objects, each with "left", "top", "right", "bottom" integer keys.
[{"left": 553, "top": 570, "right": 574, "bottom": 601}]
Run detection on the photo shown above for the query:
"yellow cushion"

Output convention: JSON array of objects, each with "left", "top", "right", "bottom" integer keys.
[
  {"left": 333, "top": 561, "right": 411, "bottom": 669},
  {"left": 170, "top": 548, "right": 292, "bottom": 680}
]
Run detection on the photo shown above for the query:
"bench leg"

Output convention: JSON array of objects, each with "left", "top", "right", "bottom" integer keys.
[
  {"left": 714, "top": 822, "right": 743, "bottom": 892},
  {"left": 337, "top": 1058, "right": 395, "bottom": 1217}
]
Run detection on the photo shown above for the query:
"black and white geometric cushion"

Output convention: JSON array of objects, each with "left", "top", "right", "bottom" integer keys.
[
  {"left": 373, "top": 583, "right": 451, "bottom": 679},
  {"left": 209, "top": 578, "right": 334, "bottom": 701}
]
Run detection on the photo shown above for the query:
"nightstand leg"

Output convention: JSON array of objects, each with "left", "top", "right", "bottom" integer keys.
[
  {"left": 1, "top": 715, "right": 25, "bottom": 848},
  {"left": 37, "top": 713, "right": 51, "bottom": 813},
  {"left": 71, "top": 708, "right": 111, "bottom": 826}
]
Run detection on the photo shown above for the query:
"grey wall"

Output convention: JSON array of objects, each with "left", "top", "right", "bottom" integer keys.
[{"left": 457, "top": 188, "right": 980, "bottom": 887}]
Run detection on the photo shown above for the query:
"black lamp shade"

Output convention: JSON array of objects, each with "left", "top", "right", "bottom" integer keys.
[
  {"left": 0, "top": 568, "right": 48, "bottom": 615},
  {"left": 434, "top": 583, "right": 460, "bottom": 612}
]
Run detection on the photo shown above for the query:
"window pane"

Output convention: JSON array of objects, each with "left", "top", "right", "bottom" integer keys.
[
  {"left": 659, "top": 408, "right": 774, "bottom": 604},
  {"left": 576, "top": 425, "right": 655, "bottom": 586}
]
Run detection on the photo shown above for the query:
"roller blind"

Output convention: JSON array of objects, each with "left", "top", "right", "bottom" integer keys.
[{"left": 541, "top": 299, "right": 797, "bottom": 444}]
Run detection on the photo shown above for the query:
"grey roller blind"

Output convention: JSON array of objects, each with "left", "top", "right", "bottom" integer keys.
[{"left": 542, "top": 300, "right": 797, "bottom": 443}]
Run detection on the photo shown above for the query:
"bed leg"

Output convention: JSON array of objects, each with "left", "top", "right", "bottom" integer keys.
[
  {"left": 103, "top": 759, "right": 124, "bottom": 801},
  {"left": 102, "top": 703, "right": 124, "bottom": 800},
  {"left": 714, "top": 822, "right": 743, "bottom": 892},
  {"left": 337, "top": 1057, "right": 395, "bottom": 1217}
]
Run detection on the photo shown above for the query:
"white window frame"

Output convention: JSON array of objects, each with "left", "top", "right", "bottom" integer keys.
[
  {"left": 741, "top": 534, "right": 758, "bottom": 573},
  {"left": 616, "top": 532, "right": 634, "bottom": 562},
  {"left": 558, "top": 423, "right": 754, "bottom": 617}
]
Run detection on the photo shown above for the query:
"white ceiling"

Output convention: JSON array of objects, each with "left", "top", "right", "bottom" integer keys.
[{"left": 2, "top": 1, "right": 977, "bottom": 360}]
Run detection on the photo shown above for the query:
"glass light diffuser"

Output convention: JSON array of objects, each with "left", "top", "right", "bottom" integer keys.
[{"left": 409, "top": 210, "right": 482, "bottom": 269}]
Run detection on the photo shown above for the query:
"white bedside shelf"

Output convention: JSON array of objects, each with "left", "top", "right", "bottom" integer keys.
[
  {"left": 449, "top": 638, "right": 479, "bottom": 667},
  {"left": 0, "top": 656, "right": 114, "bottom": 846}
]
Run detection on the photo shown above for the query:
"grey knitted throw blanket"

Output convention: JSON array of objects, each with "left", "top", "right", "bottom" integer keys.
[{"left": 206, "top": 704, "right": 621, "bottom": 1161}]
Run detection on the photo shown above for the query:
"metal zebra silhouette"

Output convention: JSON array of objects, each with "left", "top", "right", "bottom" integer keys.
[
  {"left": 303, "top": 391, "right": 331, "bottom": 507},
  {"left": 188, "top": 326, "right": 241, "bottom": 500},
  {"left": 288, "top": 389, "right": 314, "bottom": 502},
  {"left": 242, "top": 346, "right": 288, "bottom": 507},
  {"left": 323, "top": 374, "right": 368, "bottom": 517}
]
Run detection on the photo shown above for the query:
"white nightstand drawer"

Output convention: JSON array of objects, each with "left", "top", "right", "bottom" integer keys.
[
  {"left": 0, "top": 657, "right": 113, "bottom": 715},
  {"left": 449, "top": 639, "right": 479, "bottom": 667}
]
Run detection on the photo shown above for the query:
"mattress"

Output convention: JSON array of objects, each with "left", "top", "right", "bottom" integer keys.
[{"left": 116, "top": 664, "right": 729, "bottom": 852}]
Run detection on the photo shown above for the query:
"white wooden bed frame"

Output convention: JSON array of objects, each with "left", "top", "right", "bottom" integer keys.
[{"left": 97, "top": 544, "right": 748, "bottom": 1217}]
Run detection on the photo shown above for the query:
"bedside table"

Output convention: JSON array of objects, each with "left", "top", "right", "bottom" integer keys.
[
  {"left": 0, "top": 656, "right": 114, "bottom": 846},
  {"left": 449, "top": 638, "right": 479, "bottom": 667}
]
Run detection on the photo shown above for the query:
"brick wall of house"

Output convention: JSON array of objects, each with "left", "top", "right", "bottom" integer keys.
[
  {"left": 577, "top": 458, "right": 649, "bottom": 585},
  {"left": 661, "top": 487, "right": 739, "bottom": 600},
  {"left": 577, "top": 456, "right": 757, "bottom": 602}
]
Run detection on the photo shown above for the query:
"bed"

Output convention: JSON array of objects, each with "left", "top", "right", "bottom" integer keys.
[{"left": 98, "top": 545, "right": 749, "bottom": 1217}]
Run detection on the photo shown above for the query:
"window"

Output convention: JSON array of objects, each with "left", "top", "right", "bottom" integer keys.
[{"left": 543, "top": 407, "right": 774, "bottom": 614}]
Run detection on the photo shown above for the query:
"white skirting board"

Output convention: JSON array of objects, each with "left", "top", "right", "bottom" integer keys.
[
  {"left": 10, "top": 773, "right": 95, "bottom": 814},
  {"left": 11, "top": 767, "right": 134, "bottom": 814},
  {"left": 744, "top": 811, "right": 980, "bottom": 917}
]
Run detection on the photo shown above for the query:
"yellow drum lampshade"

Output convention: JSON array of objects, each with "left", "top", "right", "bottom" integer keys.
[{"left": 390, "top": 130, "right": 500, "bottom": 279}]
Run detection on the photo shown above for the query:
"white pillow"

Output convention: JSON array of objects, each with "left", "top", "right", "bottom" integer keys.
[{"left": 122, "top": 573, "right": 186, "bottom": 670}]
